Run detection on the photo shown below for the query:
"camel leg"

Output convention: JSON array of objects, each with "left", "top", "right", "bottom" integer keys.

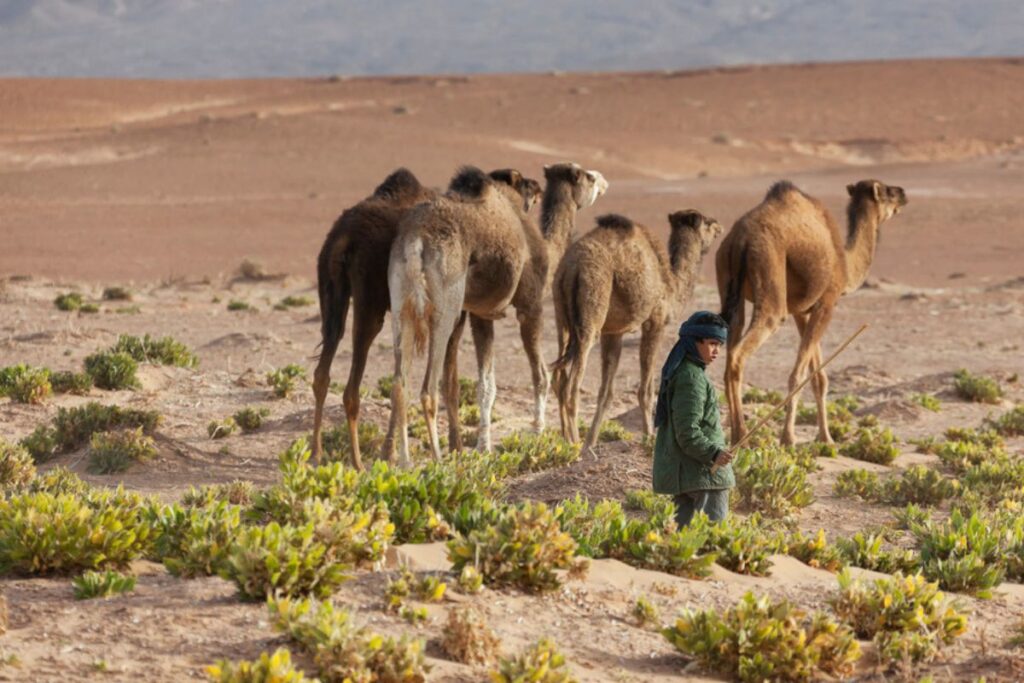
[
  {"left": 421, "top": 302, "right": 463, "bottom": 461},
  {"left": 388, "top": 325, "right": 414, "bottom": 469},
  {"left": 311, "top": 333, "right": 342, "bottom": 466},
  {"left": 551, "top": 307, "right": 572, "bottom": 440},
  {"left": 637, "top": 319, "right": 664, "bottom": 437},
  {"left": 725, "top": 308, "right": 783, "bottom": 445},
  {"left": 793, "top": 313, "right": 832, "bottom": 444},
  {"left": 782, "top": 305, "right": 835, "bottom": 445},
  {"left": 469, "top": 316, "right": 498, "bottom": 452},
  {"left": 517, "top": 306, "right": 550, "bottom": 434},
  {"left": 583, "top": 333, "right": 623, "bottom": 454},
  {"left": 565, "top": 333, "right": 597, "bottom": 444},
  {"left": 442, "top": 311, "right": 469, "bottom": 452},
  {"left": 336, "top": 303, "right": 386, "bottom": 470}
]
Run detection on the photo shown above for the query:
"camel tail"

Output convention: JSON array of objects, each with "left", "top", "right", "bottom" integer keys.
[
  {"left": 549, "top": 270, "right": 584, "bottom": 372},
  {"left": 316, "top": 234, "right": 351, "bottom": 361},
  {"left": 720, "top": 243, "right": 748, "bottom": 330},
  {"left": 393, "top": 237, "right": 432, "bottom": 356}
]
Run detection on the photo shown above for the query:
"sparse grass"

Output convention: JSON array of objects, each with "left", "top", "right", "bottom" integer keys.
[
  {"left": 953, "top": 368, "right": 1003, "bottom": 404},
  {"left": 233, "top": 406, "right": 270, "bottom": 433},
  {"left": 84, "top": 351, "right": 140, "bottom": 390},
  {"left": 79, "top": 303, "right": 100, "bottom": 314},
  {"left": 87, "top": 427, "right": 158, "bottom": 474},
  {"left": 274, "top": 295, "right": 314, "bottom": 310},
  {"left": 266, "top": 364, "right": 306, "bottom": 398},
  {"left": 53, "top": 292, "right": 83, "bottom": 311},
  {"left": 72, "top": 570, "right": 136, "bottom": 600}
]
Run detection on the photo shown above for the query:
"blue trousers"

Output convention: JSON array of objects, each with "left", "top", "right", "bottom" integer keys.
[{"left": 673, "top": 489, "right": 730, "bottom": 527}]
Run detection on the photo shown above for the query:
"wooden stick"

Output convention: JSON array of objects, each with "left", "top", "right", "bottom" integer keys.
[{"left": 710, "top": 323, "right": 869, "bottom": 473}]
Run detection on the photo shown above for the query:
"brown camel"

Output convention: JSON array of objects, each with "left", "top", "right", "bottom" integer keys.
[
  {"left": 716, "top": 179, "right": 907, "bottom": 446},
  {"left": 388, "top": 162, "right": 607, "bottom": 467},
  {"left": 311, "top": 168, "right": 541, "bottom": 469},
  {"left": 550, "top": 210, "right": 723, "bottom": 453}
]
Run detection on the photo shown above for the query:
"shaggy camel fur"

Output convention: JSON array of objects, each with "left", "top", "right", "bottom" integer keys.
[
  {"left": 388, "top": 163, "right": 607, "bottom": 467},
  {"left": 311, "top": 168, "right": 541, "bottom": 468},
  {"left": 551, "top": 210, "right": 722, "bottom": 453},
  {"left": 716, "top": 179, "right": 907, "bottom": 446}
]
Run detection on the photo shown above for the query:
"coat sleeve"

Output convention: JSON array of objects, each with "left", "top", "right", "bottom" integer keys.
[{"left": 670, "top": 370, "right": 721, "bottom": 465}]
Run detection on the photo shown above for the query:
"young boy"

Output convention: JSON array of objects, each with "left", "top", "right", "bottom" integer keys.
[{"left": 652, "top": 311, "right": 734, "bottom": 527}]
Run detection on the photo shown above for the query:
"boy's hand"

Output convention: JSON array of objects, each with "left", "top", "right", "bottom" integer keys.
[{"left": 713, "top": 449, "right": 734, "bottom": 468}]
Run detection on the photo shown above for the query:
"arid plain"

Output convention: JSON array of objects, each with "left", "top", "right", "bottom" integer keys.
[{"left": 1, "top": 59, "right": 1023, "bottom": 681}]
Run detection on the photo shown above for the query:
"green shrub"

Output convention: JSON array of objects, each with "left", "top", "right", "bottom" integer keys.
[
  {"left": 912, "top": 510, "right": 1006, "bottom": 597},
  {"left": 880, "top": 465, "right": 958, "bottom": 506},
  {"left": 833, "top": 469, "right": 880, "bottom": 499},
  {"left": 206, "top": 648, "right": 313, "bottom": 683},
  {"left": 226, "top": 300, "right": 252, "bottom": 312},
  {"left": 663, "top": 592, "right": 860, "bottom": 682},
  {"left": 632, "top": 595, "right": 660, "bottom": 628},
  {"left": 831, "top": 570, "right": 968, "bottom": 664},
  {"left": 893, "top": 503, "right": 932, "bottom": 530},
  {"left": 0, "top": 441, "right": 36, "bottom": 491},
  {"left": 492, "top": 638, "right": 577, "bottom": 683},
  {"left": 233, "top": 406, "right": 270, "bottom": 433},
  {"left": 953, "top": 368, "right": 1003, "bottom": 404},
  {"left": 72, "top": 570, "right": 136, "bottom": 599},
  {"left": 384, "top": 566, "right": 446, "bottom": 612},
  {"left": 785, "top": 530, "right": 845, "bottom": 572},
  {"left": 54, "top": 292, "right": 83, "bottom": 311},
  {"left": 743, "top": 386, "right": 783, "bottom": 404},
  {"left": 269, "top": 595, "right": 429, "bottom": 682},
  {"left": 49, "top": 402, "right": 161, "bottom": 453},
  {"left": 0, "top": 490, "right": 151, "bottom": 574},
  {"left": 796, "top": 395, "right": 859, "bottom": 426},
  {"left": 960, "top": 459, "right": 1024, "bottom": 502},
  {"left": 4, "top": 366, "right": 51, "bottom": 404},
  {"left": 319, "top": 422, "right": 385, "bottom": 464},
  {"left": 704, "top": 515, "right": 777, "bottom": 576},
  {"left": 274, "top": 295, "right": 314, "bottom": 310},
  {"left": 0, "top": 364, "right": 28, "bottom": 395},
  {"left": 266, "top": 364, "right": 306, "bottom": 398},
  {"left": 624, "top": 489, "right": 674, "bottom": 521},
  {"left": 87, "top": 427, "right": 158, "bottom": 474},
  {"left": 457, "top": 565, "right": 483, "bottom": 594},
  {"left": 109, "top": 334, "right": 198, "bottom": 368},
  {"left": 987, "top": 405, "right": 1024, "bottom": 437},
  {"left": 495, "top": 430, "right": 581, "bottom": 474},
  {"left": 839, "top": 426, "right": 900, "bottom": 465},
  {"left": 28, "top": 466, "right": 90, "bottom": 496},
  {"left": 441, "top": 606, "right": 501, "bottom": 665},
  {"left": 80, "top": 303, "right": 100, "bottom": 314},
  {"left": 50, "top": 370, "right": 93, "bottom": 395},
  {"left": 376, "top": 373, "right": 395, "bottom": 398},
  {"left": 19, "top": 425, "right": 58, "bottom": 462},
  {"left": 836, "top": 532, "right": 918, "bottom": 574},
  {"left": 84, "top": 351, "right": 140, "bottom": 390},
  {"left": 180, "top": 481, "right": 255, "bottom": 508},
  {"left": 101, "top": 287, "right": 132, "bottom": 301},
  {"left": 207, "top": 417, "right": 237, "bottom": 440},
  {"left": 731, "top": 446, "right": 814, "bottom": 517},
  {"left": 595, "top": 420, "right": 632, "bottom": 443},
  {"left": 448, "top": 502, "right": 583, "bottom": 593},
  {"left": 934, "top": 438, "right": 1007, "bottom": 474},
  {"left": 151, "top": 502, "right": 242, "bottom": 578},
  {"left": 912, "top": 393, "right": 942, "bottom": 412}
]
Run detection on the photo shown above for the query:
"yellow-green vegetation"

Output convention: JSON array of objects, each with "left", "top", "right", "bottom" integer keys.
[
  {"left": 930, "top": 428, "right": 1007, "bottom": 473},
  {"left": 0, "top": 489, "right": 152, "bottom": 574},
  {"left": 833, "top": 468, "right": 880, "bottom": 499},
  {"left": 588, "top": 419, "right": 632, "bottom": 442},
  {"left": 785, "top": 530, "right": 845, "bottom": 572},
  {"left": 50, "top": 370, "right": 93, "bottom": 395},
  {"left": 839, "top": 426, "right": 900, "bottom": 464},
  {"left": 796, "top": 395, "right": 860, "bottom": 435},
  {"left": 912, "top": 392, "right": 942, "bottom": 412},
  {"left": 491, "top": 638, "right": 577, "bottom": 683},
  {"left": 731, "top": 445, "right": 815, "bottom": 517},
  {"left": 953, "top": 368, "right": 1003, "bottom": 404},
  {"left": 206, "top": 648, "right": 314, "bottom": 683},
  {"left": 743, "top": 386, "right": 783, "bottom": 404},
  {"left": 207, "top": 417, "right": 237, "bottom": 439},
  {"left": 632, "top": 595, "right": 660, "bottom": 628},
  {"left": 375, "top": 373, "right": 395, "bottom": 398},
  {"left": 836, "top": 532, "right": 918, "bottom": 575},
  {"left": 269, "top": 595, "right": 429, "bottom": 682},
  {"left": 987, "top": 405, "right": 1024, "bottom": 436},
  {"left": 109, "top": 334, "right": 198, "bottom": 368},
  {"left": 624, "top": 489, "right": 674, "bottom": 519},
  {"left": 441, "top": 606, "right": 501, "bottom": 665},
  {"left": 28, "top": 466, "right": 91, "bottom": 496},
  {"left": 911, "top": 509, "right": 1007, "bottom": 597},
  {"left": 226, "top": 300, "right": 252, "bottom": 312},
  {"left": 72, "top": 570, "right": 136, "bottom": 600},
  {"left": 319, "top": 422, "right": 385, "bottom": 465},
  {"left": 448, "top": 502, "right": 584, "bottom": 593},
  {"left": 831, "top": 571, "right": 967, "bottom": 664},
  {"left": 53, "top": 292, "right": 83, "bottom": 311},
  {"left": 266, "top": 364, "right": 306, "bottom": 398},
  {"left": 87, "top": 427, "right": 158, "bottom": 474},
  {"left": 881, "top": 465, "right": 958, "bottom": 506},
  {"left": 495, "top": 430, "right": 581, "bottom": 475},
  {"left": 663, "top": 592, "right": 860, "bottom": 683},
  {"left": 233, "top": 406, "right": 270, "bottom": 433},
  {"left": 0, "top": 441, "right": 36, "bottom": 491},
  {"left": 384, "top": 566, "right": 446, "bottom": 612},
  {"left": 20, "top": 401, "right": 162, "bottom": 462},
  {"left": 456, "top": 565, "right": 483, "bottom": 594},
  {"left": 180, "top": 481, "right": 255, "bottom": 508},
  {"left": 151, "top": 501, "right": 242, "bottom": 578},
  {"left": 704, "top": 514, "right": 779, "bottom": 576},
  {"left": 0, "top": 364, "right": 51, "bottom": 404},
  {"left": 84, "top": 350, "right": 140, "bottom": 390},
  {"left": 101, "top": 287, "right": 132, "bottom": 301},
  {"left": 274, "top": 295, "right": 315, "bottom": 310}
]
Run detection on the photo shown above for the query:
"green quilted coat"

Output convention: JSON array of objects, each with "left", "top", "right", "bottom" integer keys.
[{"left": 652, "top": 357, "right": 734, "bottom": 494}]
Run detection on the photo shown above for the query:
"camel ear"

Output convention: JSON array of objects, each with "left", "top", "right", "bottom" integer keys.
[
  {"left": 872, "top": 182, "right": 883, "bottom": 202},
  {"left": 846, "top": 184, "right": 856, "bottom": 197},
  {"left": 508, "top": 169, "right": 523, "bottom": 188}
]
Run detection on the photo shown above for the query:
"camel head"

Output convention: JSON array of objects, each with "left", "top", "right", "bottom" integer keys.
[
  {"left": 489, "top": 168, "right": 542, "bottom": 212},
  {"left": 668, "top": 209, "right": 724, "bottom": 253},
  {"left": 846, "top": 180, "right": 908, "bottom": 223},
  {"left": 543, "top": 162, "right": 609, "bottom": 210}
]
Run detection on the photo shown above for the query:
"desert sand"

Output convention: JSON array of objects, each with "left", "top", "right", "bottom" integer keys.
[{"left": 1, "top": 58, "right": 1023, "bottom": 681}]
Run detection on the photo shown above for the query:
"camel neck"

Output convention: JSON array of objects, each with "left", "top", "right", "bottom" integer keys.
[
  {"left": 541, "top": 183, "right": 577, "bottom": 257},
  {"left": 668, "top": 230, "right": 704, "bottom": 302},
  {"left": 844, "top": 204, "right": 879, "bottom": 293}
]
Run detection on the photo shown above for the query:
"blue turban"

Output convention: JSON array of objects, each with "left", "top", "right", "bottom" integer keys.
[{"left": 653, "top": 311, "right": 729, "bottom": 428}]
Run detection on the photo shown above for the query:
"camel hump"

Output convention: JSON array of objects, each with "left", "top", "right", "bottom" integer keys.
[
  {"left": 764, "top": 180, "right": 804, "bottom": 202},
  {"left": 448, "top": 166, "right": 492, "bottom": 199},
  {"left": 374, "top": 168, "right": 422, "bottom": 201},
  {"left": 595, "top": 213, "right": 635, "bottom": 231}
]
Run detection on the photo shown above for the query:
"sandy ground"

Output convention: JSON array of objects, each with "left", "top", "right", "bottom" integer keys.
[{"left": 1, "top": 59, "right": 1024, "bottom": 681}]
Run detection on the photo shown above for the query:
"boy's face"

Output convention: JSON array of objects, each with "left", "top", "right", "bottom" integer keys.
[{"left": 696, "top": 338, "right": 723, "bottom": 365}]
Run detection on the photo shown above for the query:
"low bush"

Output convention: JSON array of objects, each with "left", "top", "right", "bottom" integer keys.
[
  {"left": 376, "top": 373, "right": 395, "bottom": 399},
  {"left": 743, "top": 386, "right": 783, "bottom": 404},
  {"left": 831, "top": 571, "right": 967, "bottom": 664},
  {"left": 180, "top": 481, "right": 255, "bottom": 508},
  {"left": 319, "top": 421, "right": 385, "bottom": 464},
  {"left": 448, "top": 502, "right": 583, "bottom": 593},
  {"left": 72, "top": 570, "right": 136, "bottom": 600},
  {"left": 632, "top": 595, "right": 660, "bottom": 628},
  {"left": 441, "top": 606, "right": 501, "bottom": 666},
  {"left": 50, "top": 370, "right": 93, "bottom": 395},
  {"left": 274, "top": 295, "right": 314, "bottom": 310},
  {"left": 28, "top": 466, "right": 90, "bottom": 496},
  {"left": 624, "top": 489, "right": 674, "bottom": 522},
  {"left": 0, "top": 440, "right": 36, "bottom": 491},
  {"left": 151, "top": 502, "right": 242, "bottom": 578},
  {"left": 833, "top": 468, "right": 880, "bottom": 499},
  {"left": 495, "top": 430, "right": 581, "bottom": 475},
  {"left": 87, "top": 427, "right": 158, "bottom": 474},
  {"left": 839, "top": 426, "right": 900, "bottom": 465},
  {"left": 704, "top": 514, "right": 777, "bottom": 576},
  {"left": 43, "top": 402, "right": 161, "bottom": 457},
  {"left": 731, "top": 445, "right": 815, "bottom": 518},
  {"left": 880, "top": 465, "right": 958, "bottom": 506},
  {"left": 785, "top": 530, "right": 845, "bottom": 572},
  {"left": 266, "top": 364, "right": 306, "bottom": 398},
  {"left": 836, "top": 532, "right": 918, "bottom": 575},
  {"left": 912, "top": 393, "right": 942, "bottom": 412},
  {"left": 953, "top": 368, "right": 1003, "bottom": 404},
  {"left": 596, "top": 420, "right": 632, "bottom": 443},
  {"left": 663, "top": 592, "right": 860, "bottom": 682},
  {"left": 226, "top": 300, "right": 252, "bottom": 312},
  {"left": 2, "top": 366, "right": 51, "bottom": 404},
  {"left": 912, "top": 509, "right": 1006, "bottom": 597},
  {"left": 384, "top": 566, "right": 446, "bottom": 612},
  {"left": 84, "top": 351, "right": 140, "bottom": 390},
  {"left": 987, "top": 405, "right": 1024, "bottom": 437},
  {"left": 457, "top": 565, "right": 483, "bottom": 594},
  {"left": 206, "top": 648, "right": 313, "bottom": 683},
  {"left": 959, "top": 459, "right": 1024, "bottom": 503},
  {"left": 492, "top": 638, "right": 577, "bottom": 683},
  {"left": 53, "top": 292, "right": 83, "bottom": 311},
  {"left": 233, "top": 406, "right": 270, "bottom": 433},
  {"left": 109, "top": 334, "right": 198, "bottom": 368},
  {"left": 207, "top": 418, "right": 237, "bottom": 440},
  {"left": 101, "top": 287, "right": 132, "bottom": 301},
  {"left": 934, "top": 438, "right": 1007, "bottom": 474}
]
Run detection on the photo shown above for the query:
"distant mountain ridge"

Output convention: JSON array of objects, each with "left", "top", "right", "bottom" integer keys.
[{"left": 1, "top": 0, "right": 1021, "bottom": 78}]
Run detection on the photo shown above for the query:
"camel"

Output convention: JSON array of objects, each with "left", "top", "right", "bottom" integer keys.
[
  {"left": 387, "top": 162, "right": 607, "bottom": 467},
  {"left": 311, "top": 168, "right": 541, "bottom": 469},
  {"left": 550, "top": 210, "right": 723, "bottom": 453},
  {"left": 716, "top": 179, "right": 907, "bottom": 446}
]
